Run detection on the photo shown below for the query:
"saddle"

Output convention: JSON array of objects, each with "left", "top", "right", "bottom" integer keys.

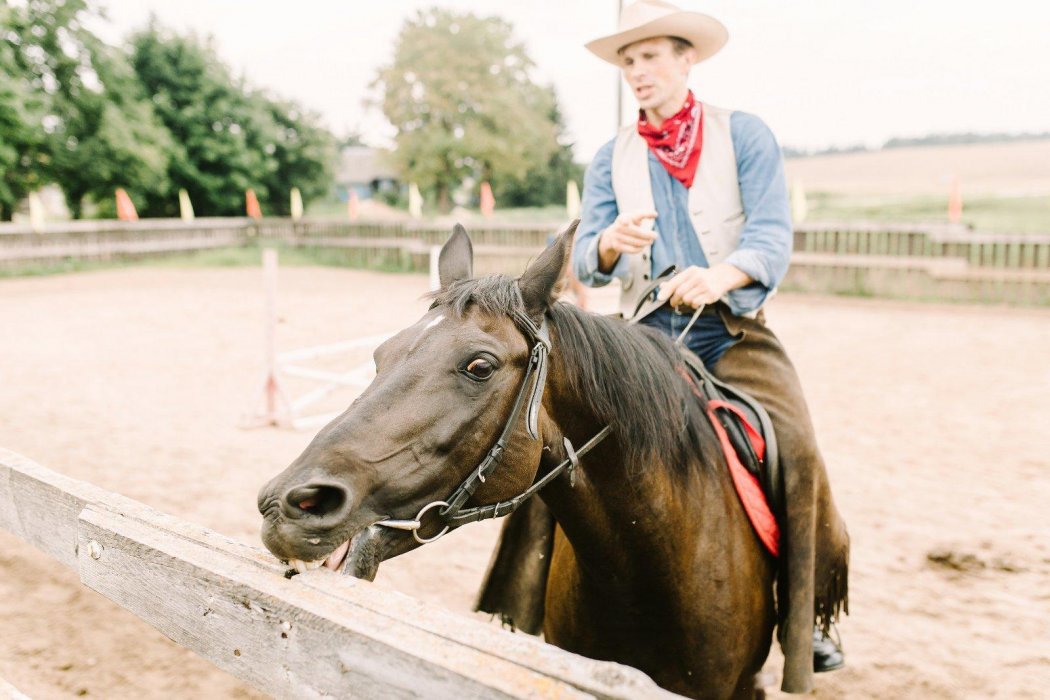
[
  {"left": 628, "top": 269, "right": 785, "bottom": 533},
  {"left": 677, "top": 346, "right": 784, "bottom": 522}
]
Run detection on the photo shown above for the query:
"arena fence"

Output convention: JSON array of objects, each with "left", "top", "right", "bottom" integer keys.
[
  {"left": 0, "top": 448, "right": 680, "bottom": 699},
  {"left": 1, "top": 218, "right": 1048, "bottom": 304}
]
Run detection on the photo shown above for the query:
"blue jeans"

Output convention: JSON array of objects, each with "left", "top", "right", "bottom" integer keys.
[{"left": 637, "top": 305, "right": 739, "bottom": 368}]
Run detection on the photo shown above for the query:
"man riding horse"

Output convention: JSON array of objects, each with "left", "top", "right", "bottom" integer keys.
[{"left": 571, "top": 0, "right": 849, "bottom": 682}]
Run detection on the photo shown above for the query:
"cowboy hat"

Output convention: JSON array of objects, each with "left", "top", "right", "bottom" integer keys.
[{"left": 585, "top": 0, "right": 728, "bottom": 66}]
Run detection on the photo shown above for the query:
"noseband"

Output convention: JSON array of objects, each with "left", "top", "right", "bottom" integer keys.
[{"left": 376, "top": 305, "right": 612, "bottom": 543}]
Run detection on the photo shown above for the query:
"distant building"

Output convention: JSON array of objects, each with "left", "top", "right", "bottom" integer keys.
[{"left": 336, "top": 147, "right": 400, "bottom": 201}]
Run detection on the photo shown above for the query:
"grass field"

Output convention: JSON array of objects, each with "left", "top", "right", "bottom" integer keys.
[
  {"left": 786, "top": 139, "right": 1050, "bottom": 233},
  {"left": 804, "top": 192, "right": 1050, "bottom": 233},
  {"left": 0, "top": 241, "right": 418, "bottom": 279}
]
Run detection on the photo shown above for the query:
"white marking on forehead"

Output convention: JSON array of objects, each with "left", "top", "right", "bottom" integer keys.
[{"left": 423, "top": 315, "right": 445, "bottom": 332}]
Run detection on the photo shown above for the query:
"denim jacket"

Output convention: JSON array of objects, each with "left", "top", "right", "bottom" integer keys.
[{"left": 573, "top": 110, "right": 792, "bottom": 316}]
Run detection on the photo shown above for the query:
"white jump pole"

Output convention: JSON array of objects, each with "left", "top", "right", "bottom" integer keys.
[
  {"left": 262, "top": 248, "right": 280, "bottom": 421},
  {"left": 429, "top": 245, "right": 441, "bottom": 291},
  {"left": 241, "top": 249, "right": 293, "bottom": 428}
]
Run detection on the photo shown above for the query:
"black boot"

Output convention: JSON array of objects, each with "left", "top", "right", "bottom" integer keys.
[{"left": 813, "top": 626, "right": 845, "bottom": 673}]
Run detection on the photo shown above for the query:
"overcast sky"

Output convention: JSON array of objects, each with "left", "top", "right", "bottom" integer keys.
[{"left": 90, "top": 0, "right": 1050, "bottom": 161}]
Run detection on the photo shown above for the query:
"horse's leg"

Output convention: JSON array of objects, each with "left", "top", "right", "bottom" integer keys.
[{"left": 473, "top": 496, "right": 555, "bottom": 634}]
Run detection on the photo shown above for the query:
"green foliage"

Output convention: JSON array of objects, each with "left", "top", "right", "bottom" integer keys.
[
  {"left": 0, "top": 3, "right": 334, "bottom": 219},
  {"left": 128, "top": 24, "right": 334, "bottom": 217},
  {"left": 372, "top": 9, "right": 562, "bottom": 211},
  {"left": 129, "top": 26, "right": 273, "bottom": 216},
  {"left": 496, "top": 95, "right": 583, "bottom": 208},
  {"left": 806, "top": 192, "right": 1050, "bottom": 233},
  {"left": 3, "top": 0, "right": 174, "bottom": 217},
  {"left": 0, "top": 5, "right": 48, "bottom": 219},
  {"left": 261, "top": 98, "right": 336, "bottom": 216}
]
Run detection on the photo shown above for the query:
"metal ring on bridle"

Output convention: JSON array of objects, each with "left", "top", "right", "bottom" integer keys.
[{"left": 410, "top": 500, "right": 451, "bottom": 544}]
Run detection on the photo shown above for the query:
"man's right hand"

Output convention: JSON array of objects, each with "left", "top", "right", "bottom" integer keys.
[{"left": 596, "top": 210, "right": 658, "bottom": 273}]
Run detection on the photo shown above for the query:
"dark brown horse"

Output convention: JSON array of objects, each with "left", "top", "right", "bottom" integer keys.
[{"left": 258, "top": 224, "right": 780, "bottom": 698}]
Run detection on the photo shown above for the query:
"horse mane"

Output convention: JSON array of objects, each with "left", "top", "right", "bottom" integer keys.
[{"left": 431, "top": 276, "right": 719, "bottom": 472}]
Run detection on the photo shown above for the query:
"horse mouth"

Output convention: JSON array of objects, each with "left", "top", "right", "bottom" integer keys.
[{"left": 285, "top": 525, "right": 384, "bottom": 581}]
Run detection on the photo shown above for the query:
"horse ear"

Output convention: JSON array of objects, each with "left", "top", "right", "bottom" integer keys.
[
  {"left": 438, "top": 223, "right": 474, "bottom": 289},
  {"left": 519, "top": 219, "right": 579, "bottom": 317}
]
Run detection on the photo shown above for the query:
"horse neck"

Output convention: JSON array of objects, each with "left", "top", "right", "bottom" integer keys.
[{"left": 539, "top": 340, "right": 735, "bottom": 573}]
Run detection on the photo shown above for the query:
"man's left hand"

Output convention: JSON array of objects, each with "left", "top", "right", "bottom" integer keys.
[{"left": 656, "top": 264, "right": 752, "bottom": 309}]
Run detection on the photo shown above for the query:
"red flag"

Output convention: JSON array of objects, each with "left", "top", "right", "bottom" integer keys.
[
  {"left": 347, "top": 190, "right": 360, "bottom": 221},
  {"left": 948, "top": 177, "right": 962, "bottom": 224},
  {"left": 480, "top": 181, "right": 495, "bottom": 218},
  {"left": 115, "top": 188, "right": 138, "bottom": 221},
  {"left": 246, "top": 188, "right": 263, "bottom": 219}
]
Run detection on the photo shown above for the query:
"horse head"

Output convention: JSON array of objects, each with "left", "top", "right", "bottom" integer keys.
[{"left": 257, "top": 222, "right": 579, "bottom": 580}]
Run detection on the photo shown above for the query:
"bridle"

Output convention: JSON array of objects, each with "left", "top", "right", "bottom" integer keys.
[{"left": 375, "top": 304, "right": 613, "bottom": 544}]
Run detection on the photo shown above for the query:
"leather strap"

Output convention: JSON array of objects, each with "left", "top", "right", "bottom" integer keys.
[
  {"left": 627, "top": 266, "right": 677, "bottom": 323},
  {"left": 444, "top": 426, "right": 613, "bottom": 527}
]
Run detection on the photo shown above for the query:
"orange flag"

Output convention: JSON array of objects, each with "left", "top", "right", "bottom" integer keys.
[
  {"left": 480, "top": 181, "right": 495, "bottom": 218},
  {"left": 246, "top": 188, "right": 263, "bottom": 219},
  {"left": 948, "top": 177, "right": 962, "bottom": 224},
  {"left": 347, "top": 190, "right": 360, "bottom": 221},
  {"left": 115, "top": 188, "right": 138, "bottom": 221}
]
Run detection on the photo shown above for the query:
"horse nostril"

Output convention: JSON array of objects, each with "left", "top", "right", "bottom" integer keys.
[{"left": 284, "top": 483, "right": 349, "bottom": 520}]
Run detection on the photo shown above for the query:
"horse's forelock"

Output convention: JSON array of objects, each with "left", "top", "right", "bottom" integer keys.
[{"left": 428, "top": 275, "right": 525, "bottom": 319}]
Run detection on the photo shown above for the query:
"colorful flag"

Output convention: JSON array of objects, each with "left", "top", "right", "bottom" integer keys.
[
  {"left": 178, "top": 189, "right": 195, "bottom": 221},
  {"left": 790, "top": 179, "right": 808, "bottom": 224},
  {"left": 115, "top": 188, "right": 138, "bottom": 221},
  {"left": 246, "top": 188, "right": 263, "bottom": 219},
  {"left": 480, "top": 181, "right": 495, "bottom": 218},
  {"left": 566, "top": 180, "right": 581, "bottom": 219},
  {"left": 347, "top": 190, "right": 360, "bottom": 221},
  {"left": 28, "top": 191, "right": 45, "bottom": 233},
  {"left": 948, "top": 177, "right": 963, "bottom": 224},
  {"left": 290, "top": 187, "right": 304, "bottom": 221},
  {"left": 408, "top": 183, "right": 423, "bottom": 219}
]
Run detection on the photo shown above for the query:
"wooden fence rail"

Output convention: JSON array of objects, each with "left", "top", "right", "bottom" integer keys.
[
  {"left": 0, "top": 448, "right": 680, "bottom": 699},
  {"left": 2, "top": 218, "right": 1050, "bottom": 304}
]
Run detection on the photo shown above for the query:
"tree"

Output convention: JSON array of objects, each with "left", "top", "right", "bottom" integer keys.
[
  {"left": 0, "top": 4, "right": 48, "bottom": 220},
  {"left": 129, "top": 25, "right": 270, "bottom": 217},
  {"left": 129, "top": 24, "right": 334, "bottom": 217},
  {"left": 255, "top": 95, "right": 335, "bottom": 216},
  {"left": 372, "top": 9, "right": 561, "bottom": 211},
  {"left": 496, "top": 91, "right": 584, "bottom": 208},
  {"left": 4, "top": 0, "right": 173, "bottom": 218}
]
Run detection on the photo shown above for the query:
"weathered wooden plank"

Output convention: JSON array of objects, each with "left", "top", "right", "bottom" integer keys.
[
  {"left": 1, "top": 450, "right": 680, "bottom": 700},
  {"left": 77, "top": 507, "right": 592, "bottom": 700},
  {"left": 0, "top": 448, "right": 270, "bottom": 571}
]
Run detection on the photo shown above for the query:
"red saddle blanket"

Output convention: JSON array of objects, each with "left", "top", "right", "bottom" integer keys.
[{"left": 678, "top": 367, "right": 780, "bottom": 557}]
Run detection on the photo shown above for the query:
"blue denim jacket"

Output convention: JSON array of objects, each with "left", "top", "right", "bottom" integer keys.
[{"left": 573, "top": 111, "right": 792, "bottom": 317}]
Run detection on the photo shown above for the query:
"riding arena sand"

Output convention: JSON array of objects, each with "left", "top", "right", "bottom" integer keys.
[{"left": 1, "top": 265, "right": 1047, "bottom": 698}]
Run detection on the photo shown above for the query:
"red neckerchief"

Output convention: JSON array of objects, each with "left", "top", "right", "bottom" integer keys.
[{"left": 637, "top": 91, "right": 703, "bottom": 188}]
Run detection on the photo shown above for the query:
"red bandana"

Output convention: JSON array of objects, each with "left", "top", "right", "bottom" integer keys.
[{"left": 637, "top": 91, "right": 703, "bottom": 188}]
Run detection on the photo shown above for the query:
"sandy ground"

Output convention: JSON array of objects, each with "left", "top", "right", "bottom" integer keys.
[{"left": 0, "top": 265, "right": 1048, "bottom": 699}]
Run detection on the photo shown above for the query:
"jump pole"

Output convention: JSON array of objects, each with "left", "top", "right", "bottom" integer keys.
[{"left": 241, "top": 248, "right": 293, "bottom": 428}]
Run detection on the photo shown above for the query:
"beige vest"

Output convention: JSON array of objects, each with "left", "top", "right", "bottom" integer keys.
[{"left": 611, "top": 103, "right": 744, "bottom": 319}]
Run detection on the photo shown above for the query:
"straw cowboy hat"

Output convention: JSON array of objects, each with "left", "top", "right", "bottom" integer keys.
[{"left": 585, "top": 0, "right": 728, "bottom": 66}]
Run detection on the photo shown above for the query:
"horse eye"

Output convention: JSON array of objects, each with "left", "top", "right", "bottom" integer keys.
[{"left": 465, "top": 358, "right": 494, "bottom": 380}]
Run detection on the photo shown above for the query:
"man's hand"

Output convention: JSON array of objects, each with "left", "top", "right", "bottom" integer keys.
[
  {"left": 596, "top": 210, "right": 658, "bottom": 273},
  {"left": 656, "top": 264, "right": 752, "bottom": 309}
]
